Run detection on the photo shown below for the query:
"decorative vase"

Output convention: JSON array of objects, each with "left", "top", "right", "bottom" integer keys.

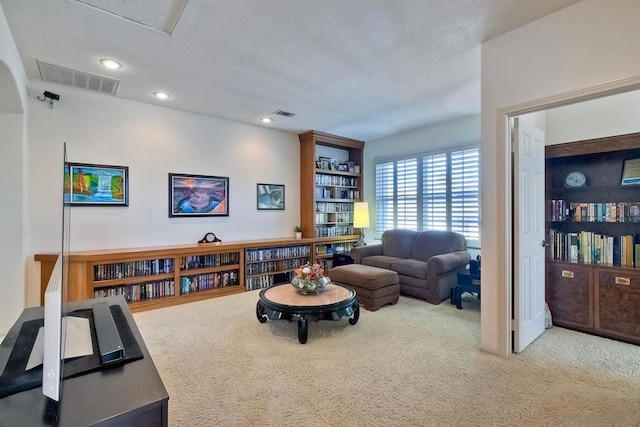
[
  {"left": 295, "top": 231, "right": 302, "bottom": 240},
  {"left": 292, "top": 276, "right": 329, "bottom": 294}
]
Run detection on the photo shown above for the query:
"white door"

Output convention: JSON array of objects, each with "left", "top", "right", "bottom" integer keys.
[{"left": 513, "top": 117, "right": 546, "bottom": 352}]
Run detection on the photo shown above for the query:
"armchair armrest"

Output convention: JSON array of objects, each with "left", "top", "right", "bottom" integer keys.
[
  {"left": 427, "top": 251, "right": 471, "bottom": 275},
  {"left": 350, "top": 244, "right": 383, "bottom": 264}
]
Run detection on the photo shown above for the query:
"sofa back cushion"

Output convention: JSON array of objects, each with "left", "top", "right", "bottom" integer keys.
[
  {"left": 381, "top": 229, "right": 418, "bottom": 259},
  {"left": 411, "top": 230, "right": 467, "bottom": 261}
]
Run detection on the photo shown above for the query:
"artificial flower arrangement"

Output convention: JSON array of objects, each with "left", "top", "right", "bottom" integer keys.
[{"left": 291, "top": 262, "right": 330, "bottom": 293}]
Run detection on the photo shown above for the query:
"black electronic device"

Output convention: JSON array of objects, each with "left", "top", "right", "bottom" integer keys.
[{"left": 92, "top": 302, "right": 125, "bottom": 364}]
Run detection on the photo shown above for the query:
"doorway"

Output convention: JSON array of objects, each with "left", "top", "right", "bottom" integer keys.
[{"left": 509, "top": 86, "right": 640, "bottom": 353}]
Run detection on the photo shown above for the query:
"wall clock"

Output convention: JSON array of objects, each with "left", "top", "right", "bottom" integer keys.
[{"left": 564, "top": 171, "right": 587, "bottom": 188}]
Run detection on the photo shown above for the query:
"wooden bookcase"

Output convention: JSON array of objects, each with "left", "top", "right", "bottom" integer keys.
[
  {"left": 35, "top": 236, "right": 359, "bottom": 313},
  {"left": 545, "top": 132, "right": 640, "bottom": 344},
  {"left": 298, "top": 130, "right": 364, "bottom": 240}
]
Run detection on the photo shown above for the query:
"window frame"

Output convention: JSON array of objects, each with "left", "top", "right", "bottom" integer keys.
[{"left": 373, "top": 143, "right": 480, "bottom": 248}]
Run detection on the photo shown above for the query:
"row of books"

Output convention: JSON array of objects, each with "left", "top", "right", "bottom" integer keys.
[
  {"left": 246, "top": 257, "right": 308, "bottom": 275},
  {"left": 94, "top": 280, "right": 175, "bottom": 301},
  {"left": 93, "top": 258, "right": 174, "bottom": 281},
  {"left": 315, "top": 212, "right": 353, "bottom": 224},
  {"left": 316, "top": 242, "right": 354, "bottom": 255},
  {"left": 315, "top": 202, "right": 354, "bottom": 213},
  {"left": 180, "top": 252, "right": 240, "bottom": 270},
  {"left": 549, "top": 200, "right": 640, "bottom": 222},
  {"left": 548, "top": 229, "right": 640, "bottom": 267},
  {"left": 180, "top": 270, "right": 239, "bottom": 294},
  {"left": 245, "top": 274, "right": 282, "bottom": 291},
  {"left": 246, "top": 245, "right": 311, "bottom": 262},
  {"left": 315, "top": 225, "right": 354, "bottom": 237},
  {"left": 316, "top": 187, "right": 360, "bottom": 200},
  {"left": 315, "top": 174, "right": 358, "bottom": 187},
  {"left": 316, "top": 258, "right": 333, "bottom": 271}
]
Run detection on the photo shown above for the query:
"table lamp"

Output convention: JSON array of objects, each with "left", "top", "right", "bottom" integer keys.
[{"left": 353, "top": 202, "right": 370, "bottom": 246}]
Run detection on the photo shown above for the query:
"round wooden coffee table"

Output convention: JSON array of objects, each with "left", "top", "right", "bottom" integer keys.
[{"left": 256, "top": 283, "right": 359, "bottom": 344}]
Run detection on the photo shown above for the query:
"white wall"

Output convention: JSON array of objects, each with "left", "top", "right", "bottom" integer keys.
[
  {"left": 363, "top": 114, "right": 480, "bottom": 242},
  {"left": 481, "top": 0, "right": 640, "bottom": 356},
  {"left": 25, "top": 81, "right": 301, "bottom": 309},
  {"left": 546, "top": 89, "right": 640, "bottom": 145},
  {"left": 0, "top": 6, "right": 28, "bottom": 336}
]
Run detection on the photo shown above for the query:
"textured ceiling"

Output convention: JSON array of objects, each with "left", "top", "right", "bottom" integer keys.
[{"left": 0, "top": 0, "right": 581, "bottom": 141}]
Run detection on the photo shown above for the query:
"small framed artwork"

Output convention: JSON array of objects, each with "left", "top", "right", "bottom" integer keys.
[
  {"left": 257, "top": 183, "right": 285, "bottom": 210},
  {"left": 66, "top": 163, "right": 129, "bottom": 206},
  {"left": 169, "top": 173, "right": 229, "bottom": 217},
  {"left": 315, "top": 161, "right": 323, "bottom": 169},
  {"left": 330, "top": 159, "right": 340, "bottom": 171},
  {"left": 621, "top": 158, "right": 640, "bottom": 186},
  {"left": 338, "top": 163, "right": 349, "bottom": 172},
  {"left": 319, "top": 157, "right": 331, "bottom": 170}
]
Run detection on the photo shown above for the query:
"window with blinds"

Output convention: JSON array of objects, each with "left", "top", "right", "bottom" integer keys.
[{"left": 374, "top": 145, "right": 480, "bottom": 247}]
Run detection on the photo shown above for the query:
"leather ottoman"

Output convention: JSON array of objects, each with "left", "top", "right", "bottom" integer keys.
[{"left": 329, "top": 264, "right": 400, "bottom": 311}]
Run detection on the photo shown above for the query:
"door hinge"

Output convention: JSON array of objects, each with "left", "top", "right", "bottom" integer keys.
[{"left": 511, "top": 318, "right": 518, "bottom": 331}]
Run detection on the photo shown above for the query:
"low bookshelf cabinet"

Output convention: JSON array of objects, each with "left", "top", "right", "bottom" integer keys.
[
  {"left": 545, "top": 132, "right": 640, "bottom": 345},
  {"left": 36, "top": 236, "right": 359, "bottom": 313}
]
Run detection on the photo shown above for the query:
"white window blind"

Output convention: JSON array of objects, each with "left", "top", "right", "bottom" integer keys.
[
  {"left": 374, "top": 144, "right": 480, "bottom": 247},
  {"left": 450, "top": 147, "right": 480, "bottom": 243},
  {"left": 396, "top": 158, "right": 418, "bottom": 230},
  {"left": 423, "top": 153, "right": 448, "bottom": 231},
  {"left": 375, "top": 161, "right": 395, "bottom": 233}
]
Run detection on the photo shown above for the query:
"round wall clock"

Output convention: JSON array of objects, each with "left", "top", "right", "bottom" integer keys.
[{"left": 564, "top": 171, "right": 587, "bottom": 188}]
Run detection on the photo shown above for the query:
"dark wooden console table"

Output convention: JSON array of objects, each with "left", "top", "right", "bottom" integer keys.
[{"left": 0, "top": 296, "right": 169, "bottom": 426}]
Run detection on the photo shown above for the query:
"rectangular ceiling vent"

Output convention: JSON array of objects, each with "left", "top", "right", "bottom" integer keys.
[
  {"left": 37, "top": 60, "right": 119, "bottom": 95},
  {"left": 273, "top": 110, "right": 296, "bottom": 117}
]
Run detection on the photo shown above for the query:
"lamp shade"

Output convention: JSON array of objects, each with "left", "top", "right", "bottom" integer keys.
[{"left": 353, "top": 202, "right": 370, "bottom": 228}]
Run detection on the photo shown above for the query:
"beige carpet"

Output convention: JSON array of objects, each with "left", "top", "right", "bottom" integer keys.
[{"left": 133, "top": 290, "right": 640, "bottom": 427}]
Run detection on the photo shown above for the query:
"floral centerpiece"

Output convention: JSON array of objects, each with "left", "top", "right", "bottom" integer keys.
[{"left": 291, "top": 262, "right": 330, "bottom": 294}]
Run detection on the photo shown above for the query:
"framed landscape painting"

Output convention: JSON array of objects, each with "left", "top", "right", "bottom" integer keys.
[
  {"left": 169, "top": 173, "right": 229, "bottom": 217},
  {"left": 257, "top": 183, "right": 285, "bottom": 210},
  {"left": 66, "top": 163, "right": 129, "bottom": 206}
]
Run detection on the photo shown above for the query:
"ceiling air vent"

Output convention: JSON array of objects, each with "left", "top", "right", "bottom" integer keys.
[
  {"left": 273, "top": 110, "right": 296, "bottom": 117},
  {"left": 37, "top": 60, "right": 119, "bottom": 95}
]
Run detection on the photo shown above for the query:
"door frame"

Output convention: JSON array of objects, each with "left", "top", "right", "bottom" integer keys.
[{"left": 497, "top": 75, "right": 640, "bottom": 356}]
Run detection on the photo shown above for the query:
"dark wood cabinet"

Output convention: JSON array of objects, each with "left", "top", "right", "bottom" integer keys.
[
  {"left": 545, "top": 133, "right": 640, "bottom": 345},
  {"left": 595, "top": 267, "right": 640, "bottom": 341},
  {"left": 546, "top": 261, "right": 593, "bottom": 330}
]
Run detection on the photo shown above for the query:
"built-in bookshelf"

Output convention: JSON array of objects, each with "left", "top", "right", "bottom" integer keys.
[
  {"left": 545, "top": 132, "right": 640, "bottom": 345},
  {"left": 244, "top": 243, "right": 311, "bottom": 291},
  {"left": 35, "top": 236, "right": 358, "bottom": 312},
  {"left": 299, "top": 130, "right": 364, "bottom": 239},
  {"left": 314, "top": 240, "right": 357, "bottom": 272}
]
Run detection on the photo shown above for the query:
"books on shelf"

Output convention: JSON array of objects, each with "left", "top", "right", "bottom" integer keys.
[
  {"left": 548, "top": 228, "right": 639, "bottom": 267},
  {"left": 550, "top": 200, "right": 640, "bottom": 222},
  {"left": 93, "top": 258, "right": 174, "bottom": 281},
  {"left": 94, "top": 279, "right": 175, "bottom": 301}
]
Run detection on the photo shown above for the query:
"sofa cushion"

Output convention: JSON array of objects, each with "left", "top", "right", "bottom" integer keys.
[
  {"left": 362, "top": 255, "right": 404, "bottom": 270},
  {"left": 411, "top": 230, "right": 467, "bottom": 261},
  {"left": 381, "top": 229, "right": 417, "bottom": 259},
  {"left": 391, "top": 258, "right": 429, "bottom": 280}
]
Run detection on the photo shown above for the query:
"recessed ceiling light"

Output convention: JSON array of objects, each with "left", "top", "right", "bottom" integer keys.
[
  {"left": 260, "top": 117, "right": 273, "bottom": 123},
  {"left": 154, "top": 91, "right": 170, "bottom": 100},
  {"left": 99, "top": 58, "right": 122, "bottom": 70}
]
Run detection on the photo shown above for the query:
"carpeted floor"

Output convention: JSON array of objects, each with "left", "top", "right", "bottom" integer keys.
[{"left": 133, "top": 290, "right": 640, "bottom": 427}]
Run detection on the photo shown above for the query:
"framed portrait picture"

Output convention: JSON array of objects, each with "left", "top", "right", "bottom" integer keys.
[
  {"left": 257, "top": 183, "right": 285, "bottom": 210},
  {"left": 330, "top": 159, "right": 339, "bottom": 171},
  {"left": 319, "top": 157, "right": 330, "bottom": 170},
  {"left": 169, "top": 173, "right": 229, "bottom": 217},
  {"left": 65, "top": 163, "right": 129, "bottom": 206}
]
